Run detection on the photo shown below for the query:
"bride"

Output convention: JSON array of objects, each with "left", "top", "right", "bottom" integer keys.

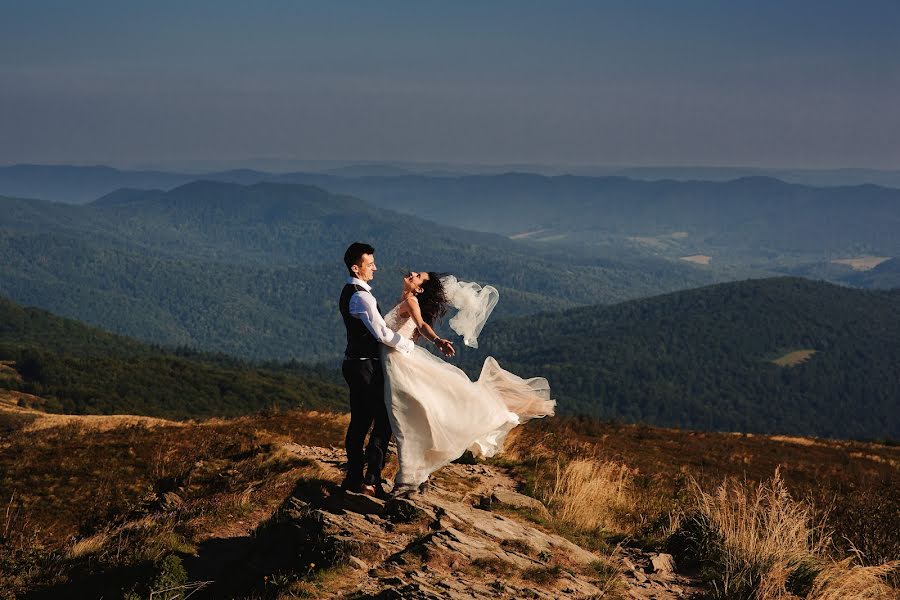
[{"left": 382, "top": 270, "right": 556, "bottom": 498}]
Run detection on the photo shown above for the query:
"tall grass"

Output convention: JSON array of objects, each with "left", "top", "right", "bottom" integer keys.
[
  {"left": 806, "top": 558, "right": 900, "bottom": 600},
  {"left": 680, "top": 469, "right": 898, "bottom": 599},
  {"left": 539, "top": 458, "right": 635, "bottom": 534}
]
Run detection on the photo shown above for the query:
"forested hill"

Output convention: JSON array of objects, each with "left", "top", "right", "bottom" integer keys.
[
  {"left": 257, "top": 173, "right": 900, "bottom": 250},
  {"left": 458, "top": 277, "right": 900, "bottom": 440},
  {"left": 4, "top": 165, "right": 899, "bottom": 289},
  {"left": 0, "top": 296, "right": 345, "bottom": 418},
  {"left": 0, "top": 181, "right": 714, "bottom": 361}
]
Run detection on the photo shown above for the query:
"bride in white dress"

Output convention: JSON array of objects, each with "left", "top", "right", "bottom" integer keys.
[{"left": 382, "top": 271, "right": 556, "bottom": 497}]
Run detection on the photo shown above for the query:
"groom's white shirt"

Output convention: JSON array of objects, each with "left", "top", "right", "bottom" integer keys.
[{"left": 347, "top": 277, "right": 413, "bottom": 355}]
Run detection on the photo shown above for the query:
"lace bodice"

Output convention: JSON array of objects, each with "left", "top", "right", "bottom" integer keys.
[{"left": 385, "top": 305, "right": 418, "bottom": 340}]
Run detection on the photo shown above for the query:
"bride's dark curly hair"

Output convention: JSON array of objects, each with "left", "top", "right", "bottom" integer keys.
[{"left": 416, "top": 272, "right": 451, "bottom": 326}]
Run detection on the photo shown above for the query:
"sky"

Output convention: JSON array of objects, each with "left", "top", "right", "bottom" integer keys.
[{"left": 2, "top": 1, "right": 899, "bottom": 170}]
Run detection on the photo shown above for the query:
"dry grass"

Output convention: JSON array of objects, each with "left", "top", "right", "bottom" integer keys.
[
  {"left": 682, "top": 469, "right": 898, "bottom": 599},
  {"left": 25, "top": 413, "right": 182, "bottom": 433},
  {"left": 767, "top": 435, "right": 825, "bottom": 448},
  {"left": 512, "top": 418, "right": 900, "bottom": 560},
  {"left": 687, "top": 469, "right": 828, "bottom": 598},
  {"left": 539, "top": 458, "right": 636, "bottom": 534},
  {"left": 807, "top": 558, "right": 900, "bottom": 600},
  {"left": 66, "top": 531, "right": 110, "bottom": 559}
]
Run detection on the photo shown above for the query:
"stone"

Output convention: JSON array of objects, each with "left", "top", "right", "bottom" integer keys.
[
  {"left": 347, "top": 555, "right": 368, "bottom": 570},
  {"left": 490, "top": 488, "right": 551, "bottom": 519},
  {"left": 624, "top": 568, "right": 649, "bottom": 583},
  {"left": 387, "top": 497, "right": 430, "bottom": 522},
  {"left": 342, "top": 490, "right": 386, "bottom": 515},
  {"left": 648, "top": 552, "right": 676, "bottom": 575}
]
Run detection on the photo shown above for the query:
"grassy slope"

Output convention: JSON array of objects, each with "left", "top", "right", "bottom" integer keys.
[
  {"left": 0, "top": 296, "right": 346, "bottom": 418},
  {"left": 458, "top": 277, "right": 900, "bottom": 439},
  {"left": 1, "top": 402, "right": 896, "bottom": 597}
]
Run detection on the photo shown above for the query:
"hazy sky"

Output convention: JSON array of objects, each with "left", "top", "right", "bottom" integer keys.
[{"left": 2, "top": 1, "right": 899, "bottom": 169}]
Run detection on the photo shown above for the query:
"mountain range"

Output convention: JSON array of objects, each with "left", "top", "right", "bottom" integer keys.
[
  {"left": 0, "top": 180, "right": 714, "bottom": 361},
  {"left": 2, "top": 164, "right": 897, "bottom": 290}
]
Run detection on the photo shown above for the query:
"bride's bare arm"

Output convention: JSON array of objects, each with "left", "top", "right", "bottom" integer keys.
[{"left": 405, "top": 297, "right": 455, "bottom": 357}]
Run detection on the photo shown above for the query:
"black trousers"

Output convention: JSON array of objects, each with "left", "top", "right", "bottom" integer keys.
[{"left": 342, "top": 358, "right": 391, "bottom": 487}]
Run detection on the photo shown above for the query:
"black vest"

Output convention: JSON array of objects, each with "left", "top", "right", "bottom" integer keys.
[{"left": 340, "top": 283, "right": 381, "bottom": 359}]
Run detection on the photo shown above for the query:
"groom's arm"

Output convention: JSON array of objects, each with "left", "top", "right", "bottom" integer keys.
[{"left": 349, "top": 292, "right": 413, "bottom": 355}]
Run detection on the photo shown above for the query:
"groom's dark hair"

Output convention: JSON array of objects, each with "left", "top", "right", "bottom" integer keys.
[{"left": 344, "top": 242, "right": 375, "bottom": 274}]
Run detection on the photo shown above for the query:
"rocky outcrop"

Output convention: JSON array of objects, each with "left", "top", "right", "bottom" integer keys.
[{"left": 256, "top": 444, "right": 706, "bottom": 599}]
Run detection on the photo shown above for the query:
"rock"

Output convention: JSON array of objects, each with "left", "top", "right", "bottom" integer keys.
[
  {"left": 343, "top": 490, "right": 386, "bottom": 515},
  {"left": 624, "top": 567, "right": 649, "bottom": 583},
  {"left": 438, "top": 578, "right": 470, "bottom": 592},
  {"left": 386, "top": 497, "right": 430, "bottom": 522},
  {"left": 490, "top": 488, "right": 551, "bottom": 519},
  {"left": 648, "top": 553, "right": 676, "bottom": 575},
  {"left": 266, "top": 443, "right": 710, "bottom": 599}
]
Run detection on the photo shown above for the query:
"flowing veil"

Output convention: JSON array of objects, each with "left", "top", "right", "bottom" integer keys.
[{"left": 440, "top": 275, "right": 500, "bottom": 348}]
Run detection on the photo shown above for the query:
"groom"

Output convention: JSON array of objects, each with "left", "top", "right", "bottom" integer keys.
[{"left": 339, "top": 242, "right": 413, "bottom": 497}]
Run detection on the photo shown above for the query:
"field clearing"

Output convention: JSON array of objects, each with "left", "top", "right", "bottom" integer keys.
[
  {"left": 831, "top": 255, "right": 892, "bottom": 271},
  {"left": 629, "top": 232, "right": 691, "bottom": 249},
  {"left": 771, "top": 348, "right": 817, "bottom": 366},
  {"left": 679, "top": 254, "right": 711, "bottom": 265},
  {"left": 509, "top": 228, "right": 550, "bottom": 239},
  {"left": 0, "top": 360, "right": 21, "bottom": 383},
  {"left": 629, "top": 235, "right": 668, "bottom": 249}
]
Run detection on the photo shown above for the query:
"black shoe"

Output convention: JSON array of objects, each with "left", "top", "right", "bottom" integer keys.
[
  {"left": 341, "top": 478, "right": 364, "bottom": 493},
  {"left": 372, "top": 483, "right": 391, "bottom": 501}
]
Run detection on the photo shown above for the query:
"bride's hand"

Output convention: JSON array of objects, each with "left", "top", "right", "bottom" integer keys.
[{"left": 437, "top": 339, "right": 456, "bottom": 357}]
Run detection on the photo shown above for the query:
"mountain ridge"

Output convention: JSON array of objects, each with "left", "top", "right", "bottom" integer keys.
[
  {"left": 456, "top": 276, "right": 900, "bottom": 440},
  {"left": 1, "top": 181, "right": 717, "bottom": 361}
]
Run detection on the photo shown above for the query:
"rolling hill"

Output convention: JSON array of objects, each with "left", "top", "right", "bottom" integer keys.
[
  {"left": 0, "top": 181, "right": 714, "bottom": 361},
  {"left": 0, "top": 295, "right": 345, "bottom": 418},
  {"left": 255, "top": 172, "right": 900, "bottom": 255},
  {"left": 0, "top": 164, "right": 195, "bottom": 204},
  {"left": 455, "top": 277, "right": 900, "bottom": 440},
  {"left": 3, "top": 164, "right": 898, "bottom": 288}
]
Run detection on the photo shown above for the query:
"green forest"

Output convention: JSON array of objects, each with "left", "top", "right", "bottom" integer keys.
[
  {"left": 455, "top": 277, "right": 900, "bottom": 440},
  {"left": 2, "top": 276, "right": 898, "bottom": 440},
  {"left": 0, "top": 181, "right": 714, "bottom": 361},
  {"left": 0, "top": 296, "right": 345, "bottom": 418}
]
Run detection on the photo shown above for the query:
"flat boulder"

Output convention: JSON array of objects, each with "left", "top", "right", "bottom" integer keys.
[{"left": 490, "top": 487, "right": 552, "bottom": 519}]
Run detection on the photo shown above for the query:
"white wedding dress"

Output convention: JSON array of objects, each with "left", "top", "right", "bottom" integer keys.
[{"left": 382, "top": 304, "right": 556, "bottom": 489}]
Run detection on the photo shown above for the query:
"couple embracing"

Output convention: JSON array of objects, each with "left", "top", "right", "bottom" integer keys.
[{"left": 339, "top": 242, "right": 555, "bottom": 499}]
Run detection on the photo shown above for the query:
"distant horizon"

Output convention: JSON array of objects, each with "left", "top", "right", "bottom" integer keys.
[{"left": 3, "top": 158, "right": 900, "bottom": 176}]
